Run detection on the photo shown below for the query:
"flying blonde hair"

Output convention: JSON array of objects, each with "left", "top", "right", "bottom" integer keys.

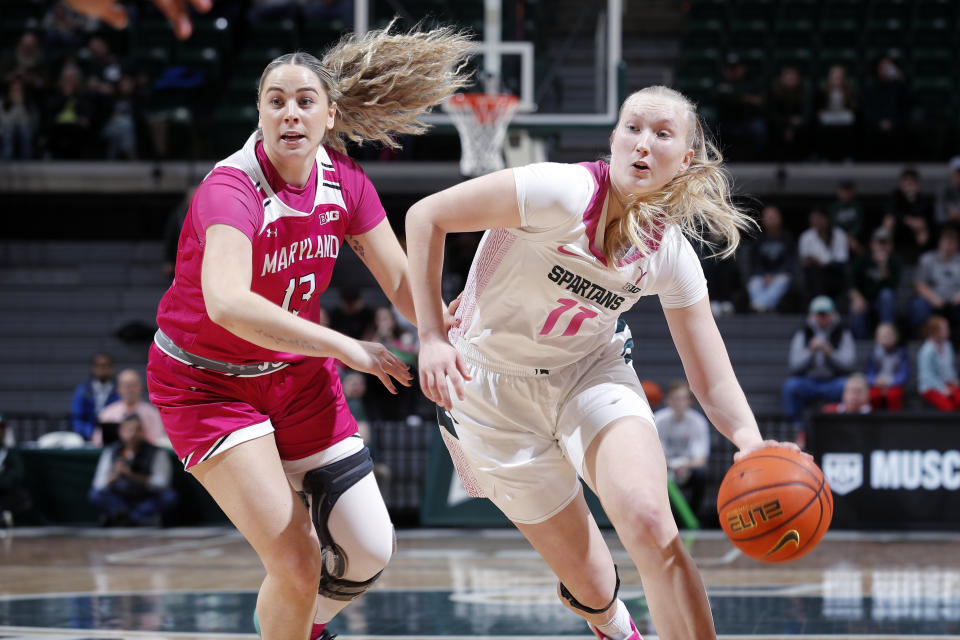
[
  {"left": 257, "top": 21, "right": 474, "bottom": 154},
  {"left": 602, "top": 85, "right": 754, "bottom": 262}
]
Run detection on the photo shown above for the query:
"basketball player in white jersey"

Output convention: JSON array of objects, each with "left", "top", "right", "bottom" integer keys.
[{"left": 406, "top": 86, "right": 807, "bottom": 639}]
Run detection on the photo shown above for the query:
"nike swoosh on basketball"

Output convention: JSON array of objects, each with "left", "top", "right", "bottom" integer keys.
[{"left": 765, "top": 529, "right": 801, "bottom": 556}]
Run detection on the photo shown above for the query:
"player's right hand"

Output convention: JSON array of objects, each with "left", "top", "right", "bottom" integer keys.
[
  {"left": 418, "top": 336, "right": 471, "bottom": 410},
  {"left": 341, "top": 340, "right": 412, "bottom": 395}
]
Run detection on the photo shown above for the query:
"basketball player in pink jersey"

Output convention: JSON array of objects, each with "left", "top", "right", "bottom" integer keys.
[
  {"left": 406, "top": 86, "right": 807, "bottom": 640},
  {"left": 146, "top": 26, "right": 472, "bottom": 640}
]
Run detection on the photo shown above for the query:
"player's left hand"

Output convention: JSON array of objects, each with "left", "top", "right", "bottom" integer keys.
[
  {"left": 65, "top": 0, "right": 212, "bottom": 39},
  {"left": 734, "top": 439, "right": 812, "bottom": 463}
]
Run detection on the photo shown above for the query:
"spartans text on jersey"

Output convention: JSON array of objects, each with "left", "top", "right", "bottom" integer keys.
[
  {"left": 547, "top": 265, "right": 625, "bottom": 310},
  {"left": 262, "top": 235, "right": 340, "bottom": 276}
]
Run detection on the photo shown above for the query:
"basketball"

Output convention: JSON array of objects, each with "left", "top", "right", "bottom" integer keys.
[
  {"left": 717, "top": 447, "right": 833, "bottom": 563},
  {"left": 640, "top": 379, "right": 664, "bottom": 407}
]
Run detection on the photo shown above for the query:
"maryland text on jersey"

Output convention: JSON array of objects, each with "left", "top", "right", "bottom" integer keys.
[
  {"left": 547, "top": 265, "right": 626, "bottom": 310},
  {"left": 261, "top": 234, "right": 341, "bottom": 275}
]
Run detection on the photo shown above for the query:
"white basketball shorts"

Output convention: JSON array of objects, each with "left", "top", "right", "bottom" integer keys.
[{"left": 445, "top": 328, "right": 655, "bottom": 524}]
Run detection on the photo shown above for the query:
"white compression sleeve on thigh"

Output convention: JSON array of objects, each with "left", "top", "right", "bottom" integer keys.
[{"left": 314, "top": 472, "right": 394, "bottom": 624}]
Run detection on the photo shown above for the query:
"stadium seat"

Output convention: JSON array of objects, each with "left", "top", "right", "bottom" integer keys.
[
  {"left": 819, "top": 19, "right": 861, "bottom": 49},
  {"left": 732, "top": 0, "right": 778, "bottom": 24},
  {"left": 687, "top": 0, "right": 728, "bottom": 23},
  {"left": 863, "top": 18, "right": 905, "bottom": 49},
  {"left": 911, "top": 18, "right": 955, "bottom": 47},
  {"left": 135, "top": 18, "right": 179, "bottom": 50},
  {"left": 870, "top": 1, "right": 909, "bottom": 23},
  {"left": 684, "top": 18, "right": 727, "bottom": 49},
  {"left": 728, "top": 18, "right": 771, "bottom": 49},
  {"left": 778, "top": 0, "right": 819, "bottom": 24},
  {"left": 774, "top": 19, "right": 817, "bottom": 48},
  {"left": 676, "top": 48, "right": 723, "bottom": 83},
  {"left": 188, "top": 17, "right": 234, "bottom": 58},
  {"left": 911, "top": 48, "right": 954, "bottom": 78},
  {"left": 301, "top": 22, "right": 344, "bottom": 53},
  {"left": 245, "top": 19, "right": 299, "bottom": 51}
]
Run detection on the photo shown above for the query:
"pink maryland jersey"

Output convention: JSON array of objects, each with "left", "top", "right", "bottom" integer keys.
[
  {"left": 157, "top": 131, "right": 386, "bottom": 364},
  {"left": 449, "top": 160, "right": 708, "bottom": 371}
]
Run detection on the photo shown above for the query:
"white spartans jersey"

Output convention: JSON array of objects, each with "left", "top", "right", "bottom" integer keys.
[{"left": 449, "top": 160, "right": 708, "bottom": 372}]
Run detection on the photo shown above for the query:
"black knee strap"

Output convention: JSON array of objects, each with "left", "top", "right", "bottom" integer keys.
[
  {"left": 317, "top": 570, "right": 383, "bottom": 602},
  {"left": 302, "top": 446, "right": 375, "bottom": 556},
  {"left": 559, "top": 565, "right": 621, "bottom": 615},
  {"left": 302, "top": 446, "right": 378, "bottom": 599}
]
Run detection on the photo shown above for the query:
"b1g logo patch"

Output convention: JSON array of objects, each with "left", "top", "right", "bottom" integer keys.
[
  {"left": 317, "top": 210, "right": 341, "bottom": 225},
  {"left": 822, "top": 453, "right": 863, "bottom": 496}
]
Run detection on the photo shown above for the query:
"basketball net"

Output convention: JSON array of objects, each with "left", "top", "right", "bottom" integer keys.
[{"left": 443, "top": 92, "right": 520, "bottom": 177}]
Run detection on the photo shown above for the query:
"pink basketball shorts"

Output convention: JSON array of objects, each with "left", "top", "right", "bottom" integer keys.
[{"left": 146, "top": 344, "right": 357, "bottom": 469}]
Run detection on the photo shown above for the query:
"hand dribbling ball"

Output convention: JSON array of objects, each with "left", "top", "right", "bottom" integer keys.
[{"left": 717, "top": 447, "right": 833, "bottom": 562}]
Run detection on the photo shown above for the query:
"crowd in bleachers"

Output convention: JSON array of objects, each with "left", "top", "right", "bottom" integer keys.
[
  {"left": 679, "top": 0, "right": 960, "bottom": 162},
  {"left": 700, "top": 159, "right": 960, "bottom": 422}
]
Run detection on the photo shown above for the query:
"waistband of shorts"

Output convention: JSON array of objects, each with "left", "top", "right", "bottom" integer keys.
[
  {"left": 154, "top": 329, "right": 290, "bottom": 377},
  {"left": 455, "top": 337, "right": 550, "bottom": 377}
]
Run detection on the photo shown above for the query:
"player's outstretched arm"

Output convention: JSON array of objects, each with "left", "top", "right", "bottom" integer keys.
[
  {"left": 201, "top": 224, "right": 411, "bottom": 391},
  {"left": 65, "top": 0, "right": 211, "bottom": 39},
  {"left": 664, "top": 296, "right": 806, "bottom": 460},
  {"left": 405, "top": 170, "right": 521, "bottom": 408}
]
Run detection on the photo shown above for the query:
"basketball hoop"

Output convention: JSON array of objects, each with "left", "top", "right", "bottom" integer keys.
[{"left": 444, "top": 92, "right": 520, "bottom": 177}]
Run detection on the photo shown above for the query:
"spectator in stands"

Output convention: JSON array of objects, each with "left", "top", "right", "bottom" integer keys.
[
  {"left": 0, "top": 32, "right": 48, "bottom": 97},
  {"left": 798, "top": 207, "right": 848, "bottom": 302},
  {"left": 816, "top": 65, "right": 857, "bottom": 161},
  {"left": 0, "top": 77, "right": 36, "bottom": 160},
  {"left": 887, "top": 168, "right": 934, "bottom": 264},
  {"left": 862, "top": 55, "right": 907, "bottom": 161},
  {"left": 42, "top": 1, "right": 89, "bottom": 53},
  {"left": 653, "top": 380, "right": 710, "bottom": 520},
  {"left": 328, "top": 286, "right": 375, "bottom": 340},
  {"left": 341, "top": 370, "right": 391, "bottom": 495},
  {"left": 71, "top": 353, "right": 119, "bottom": 441},
  {"left": 917, "top": 315, "right": 960, "bottom": 411},
  {"left": 848, "top": 227, "right": 901, "bottom": 339},
  {"left": 934, "top": 155, "right": 960, "bottom": 225},
  {"left": 767, "top": 65, "right": 810, "bottom": 162},
  {"left": 88, "top": 414, "right": 177, "bottom": 526},
  {"left": 0, "top": 414, "right": 32, "bottom": 528},
  {"left": 782, "top": 295, "right": 856, "bottom": 423},
  {"left": 909, "top": 224, "right": 960, "bottom": 343},
  {"left": 827, "top": 180, "right": 865, "bottom": 256},
  {"left": 716, "top": 53, "right": 766, "bottom": 160},
  {"left": 96, "top": 369, "right": 167, "bottom": 447},
  {"left": 864, "top": 322, "right": 908, "bottom": 411},
  {"left": 745, "top": 204, "right": 795, "bottom": 313},
  {"left": 43, "top": 64, "right": 93, "bottom": 159},
  {"left": 822, "top": 373, "right": 872, "bottom": 415},
  {"left": 102, "top": 96, "right": 137, "bottom": 159}
]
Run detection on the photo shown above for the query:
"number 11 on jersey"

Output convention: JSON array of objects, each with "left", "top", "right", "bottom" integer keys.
[{"left": 539, "top": 298, "right": 598, "bottom": 337}]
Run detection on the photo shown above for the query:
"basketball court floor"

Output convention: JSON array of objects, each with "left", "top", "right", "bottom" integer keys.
[{"left": 1, "top": 526, "right": 958, "bottom": 639}]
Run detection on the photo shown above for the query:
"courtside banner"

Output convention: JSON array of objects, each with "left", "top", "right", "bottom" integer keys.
[
  {"left": 421, "top": 426, "right": 611, "bottom": 527},
  {"left": 809, "top": 413, "right": 960, "bottom": 530}
]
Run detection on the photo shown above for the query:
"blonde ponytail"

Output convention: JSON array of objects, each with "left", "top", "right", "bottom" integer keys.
[
  {"left": 603, "top": 86, "right": 755, "bottom": 262},
  {"left": 258, "top": 21, "right": 474, "bottom": 155},
  {"left": 322, "top": 21, "right": 474, "bottom": 153}
]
